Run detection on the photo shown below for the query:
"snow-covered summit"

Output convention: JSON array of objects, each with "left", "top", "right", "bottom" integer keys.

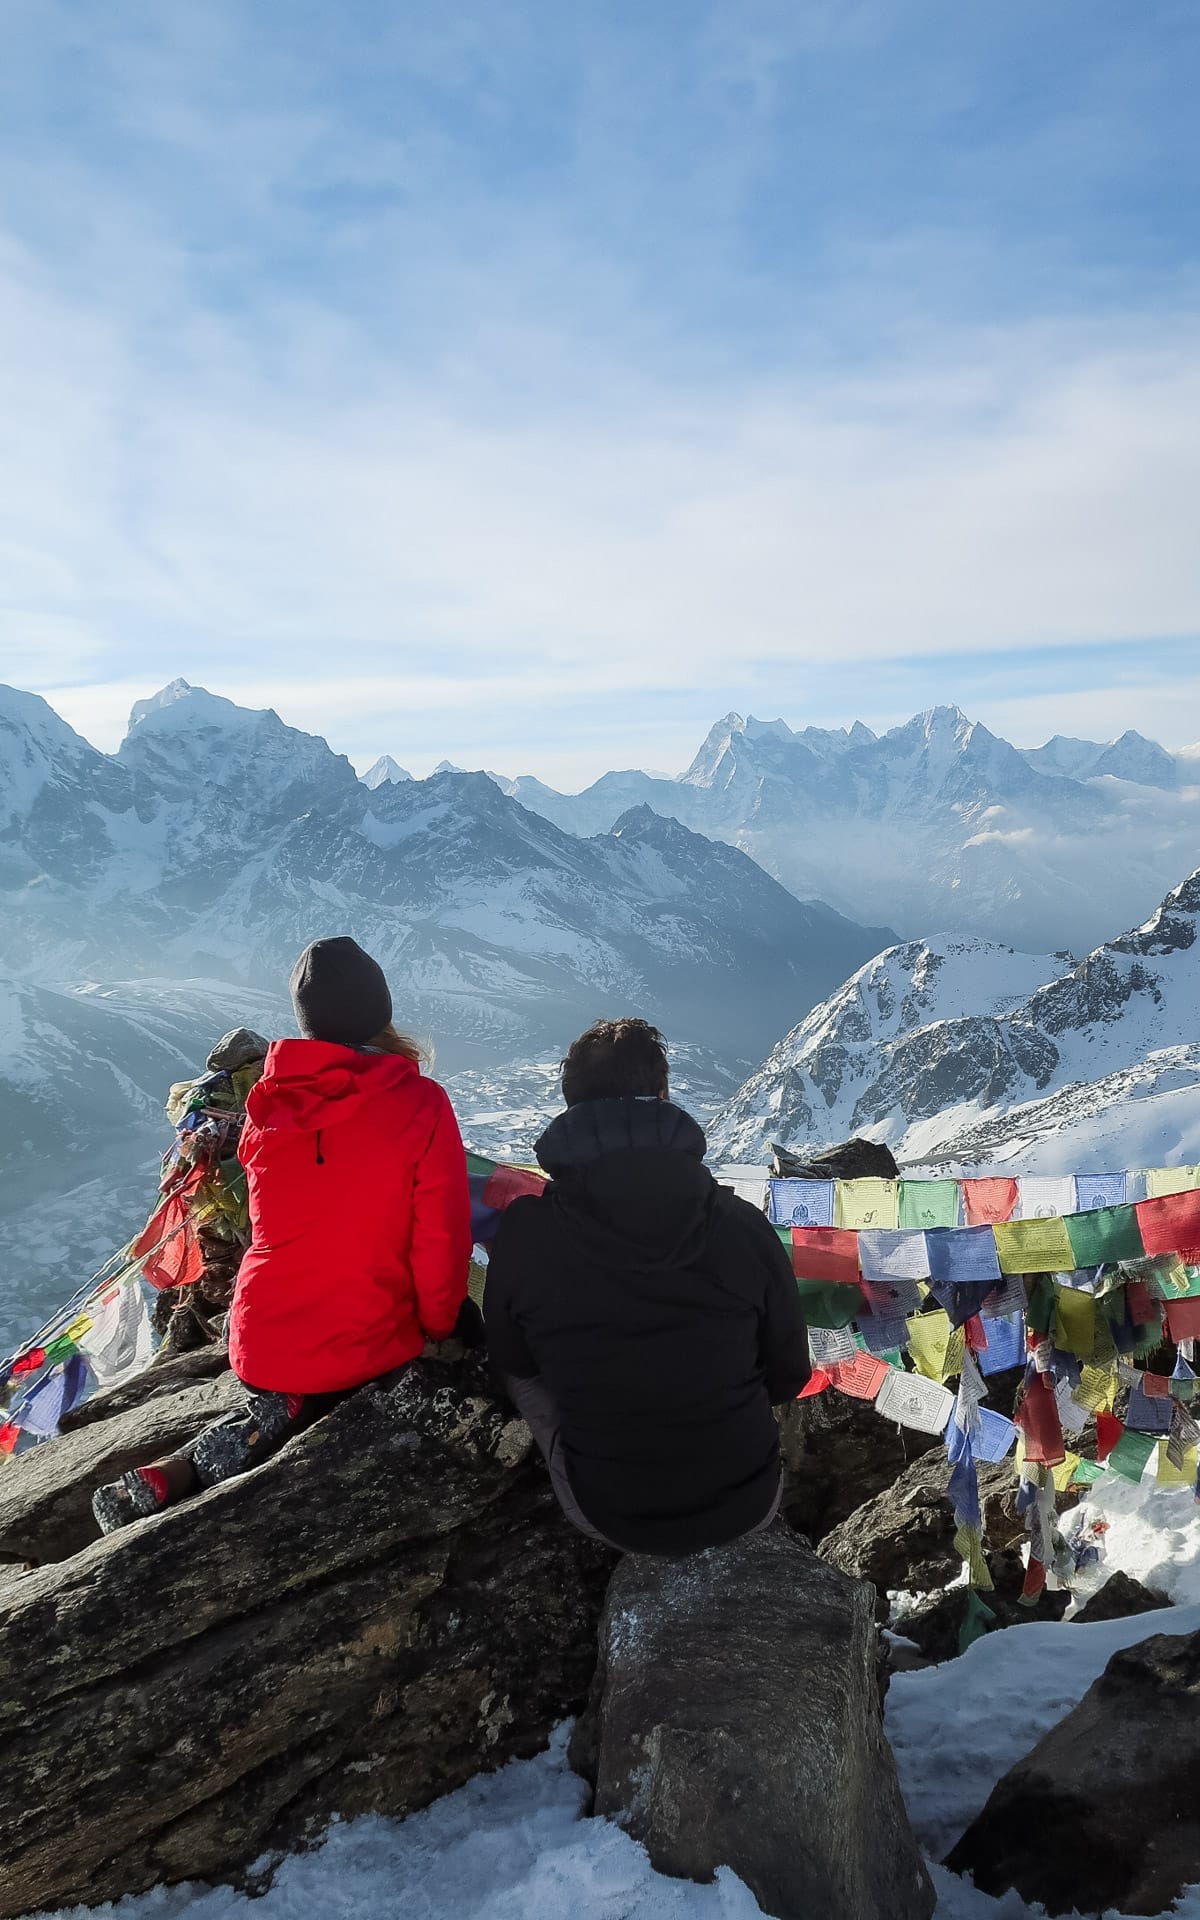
[
  {"left": 362, "top": 754, "right": 413, "bottom": 789},
  {"left": 708, "top": 866, "right": 1200, "bottom": 1170}
]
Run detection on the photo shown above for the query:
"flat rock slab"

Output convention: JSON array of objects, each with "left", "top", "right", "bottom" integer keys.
[
  {"left": 947, "top": 1625, "right": 1200, "bottom": 1915},
  {"left": 571, "top": 1526, "right": 935, "bottom": 1920},
  {"left": 0, "top": 1373, "right": 243, "bottom": 1566},
  {"left": 0, "top": 1359, "right": 615, "bottom": 1919}
]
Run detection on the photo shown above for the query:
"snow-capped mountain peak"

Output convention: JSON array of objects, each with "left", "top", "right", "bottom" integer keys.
[{"left": 362, "top": 754, "right": 413, "bottom": 789}]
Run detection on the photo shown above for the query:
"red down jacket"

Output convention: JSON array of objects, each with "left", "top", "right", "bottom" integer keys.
[{"left": 228, "top": 1040, "right": 472, "bottom": 1393}]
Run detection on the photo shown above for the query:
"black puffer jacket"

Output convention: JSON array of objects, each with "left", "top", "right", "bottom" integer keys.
[{"left": 484, "top": 1097, "right": 810, "bottom": 1554}]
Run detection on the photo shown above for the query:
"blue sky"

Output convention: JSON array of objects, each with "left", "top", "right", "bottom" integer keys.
[{"left": 1, "top": 0, "right": 1198, "bottom": 784}]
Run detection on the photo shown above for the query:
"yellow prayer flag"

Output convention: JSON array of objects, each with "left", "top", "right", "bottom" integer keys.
[
  {"left": 834, "top": 1178, "right": 899, "bottom": 1230},
  {"left": 1157, "top": 1442, "right": 1199, "bottom": 1488},
  {"left": 65, "top": 1312, "right": 93, "bottom": 1343},
  {"left": 993, "top": 1215, "right": 1075, "bottom": 1275},
  {"left": 1053, "top": 1286, "right": 1096, "bottom": 1358},
  {"left": 1052, "top": 1453, "right": 1082, "bottom": 1493},
  {"left": 1145, "top": 1165, "right": 1200, "bottom": 1198},
  {"left": 942, "top": 1326, "right": 966, "bottom": 1383},
  {"left": 906, "top": 1309, "right": 953, "bottom": 1381},
  {"left": 1076, "top": 1363, "right": 1116, "bottom": 1413},
  {"left": 954, "top": 1523, "right": 994, "bottom": 1591}
]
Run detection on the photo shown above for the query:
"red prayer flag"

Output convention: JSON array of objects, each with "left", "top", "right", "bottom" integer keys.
[
  {"left": 1166, "top": 1296, "right": 1200, "bottom": 1343},
  {"left": 1136, "top": 1191, "right": 1200, "bottom": 1262},
  {"left": 1096, "top": 1410, "right": 1123, "bottom": 1462},
  {"left": 962, "top": 1178, "right": 1019, "bottom": 1226},
  {"left": 12, "top": 1348, "right": 45, "bottom": 1376},
  {"left": 829, "top": 1353, "right": 889, "bottom": 1401},
  {"left": 482, "top": 1164, "right": 546, "bottom": 1209},
  {"left": 0, "top": 1422, "right": 18, "bottom": 1457},
  {"left": 1015, "top": 1373, "right": 1066, "bottom": 1465},
  {"left": 964, "top": 1314, "right": 988, "bottom": 1353},
  {"left": 1142, "top": 1372, "right": 1171, "bottom": 1398},
  {"left": 790, "top": 1227, "right": 861, "bottom": 1286},
  {"left": 797, "top": 1368, "right": 831, "bottom": 1399},
  {"left": 1125, "top": 1280, "right": 1161, "bottom": 1327}
]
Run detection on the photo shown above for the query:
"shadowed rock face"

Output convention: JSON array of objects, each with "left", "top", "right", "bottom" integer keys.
[
  {"left": 0, "top": 1355, "right": 615, "bottom": 1919},
  {"left": 570, "top": 1529, "right": 935, "bottom": 1920},
  {"left": 946, "top": 1626, "right": 1200, "bottom": 1915}
]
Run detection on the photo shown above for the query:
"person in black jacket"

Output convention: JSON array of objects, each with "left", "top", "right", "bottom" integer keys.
[{"left": 483, "top": 1018, "right": 810, "bottom": 1555}]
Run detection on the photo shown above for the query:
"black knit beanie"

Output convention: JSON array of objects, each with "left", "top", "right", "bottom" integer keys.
[{"left": 289, "top": 937, "right": 393, "bottom": 1047}]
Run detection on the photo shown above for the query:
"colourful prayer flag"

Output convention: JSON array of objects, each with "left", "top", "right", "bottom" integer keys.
[
  {"left": 829, "top": 1352, "right": 889, "bottom": 1400},
  {"left": 857, "top": 1228, "right": 930, "bottom": 1282},
  {"left": 767, "top": 1180, "right": 835, "bottom": 1228},
  {"left": 962, "top": 1178, "right": 1018, "bottom": 1225},
  {"left": 873, "top": 1367, "right": 955, "bottom": 1435},
  {"left": 1145, "top": 1165, "right": 1200, "bottom": 1198},
  {"left": 790, "top": 1227, "right": 861, "bottom": 1287},
  {"left": 1064, "top": 1204, "right": 1145, "bottom": 1268},
  {"left": 1075, "top": 1173, "right": 1128, "bottom": 1211},
  {"left": 993, "top": 1215, "right": 1074, "bottom": 1275},
  {"left": 905, "top": 1310, "right": 954, "bottom": 1381},
  {"left": 1136, "top": 1191, "right": 1200, "bottom": 1260},
  {"left": 925, "top": 1225, "right": 1002, "bottom": 1286},
  {"left": 1016, "top": 1176, "right": 1076, "bottom": 1219},
  {"left": 1107, "top": 1428, "right": 1157, "bottom": 1483},
  {"left": 1053, "top": 1286, "right": 1097, "bottom": 1358},
  {"left": 1166, "top": 1296, "right": 1200, "bottom": 1344},
  {"left": 898, "top": 1179, "right": 961, "bottom": 1229},
  {"left": 834, "top": 1179, "right": 899, "bottom": 1230}
]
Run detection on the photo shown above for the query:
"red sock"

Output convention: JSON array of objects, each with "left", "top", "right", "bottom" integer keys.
[{"left": 135, "top": 1467, "right": 170, "bottom": 1506}]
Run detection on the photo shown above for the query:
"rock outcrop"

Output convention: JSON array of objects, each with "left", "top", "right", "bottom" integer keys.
[
  {"left": 0, "top": 1355, "right": 615, "bottom": 1920},
  {"left": 777, "top": 1390, "right": 942, "bottom": 1544},
  {"left": 570, "top": 1528, "right": 935, "bottom": 1920},
  {"left": 1071, "top": 1569, "right": 1172, "bottom": 1625},
  {"left": 818, "top": 1451, "right": 1024, "bottom": 1603},
  {"left": 946, "top": 1625, "right": 1200, "bottom": 1915}
]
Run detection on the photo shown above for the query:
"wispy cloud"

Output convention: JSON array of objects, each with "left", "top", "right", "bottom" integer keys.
[{"left": 2, "top": 1, "right": 1197, "bottom": 782}]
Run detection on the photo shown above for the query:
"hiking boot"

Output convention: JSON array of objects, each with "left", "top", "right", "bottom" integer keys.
[{"left": 91, "top": 1466, "right": 173, "bottom": 1535}]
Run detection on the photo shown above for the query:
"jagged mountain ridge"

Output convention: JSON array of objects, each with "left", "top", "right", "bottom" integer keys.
[
  {"left": 707, "top": 870, "right": 1200, "bottom": 1171},
  {"left": 486, "top": 708, "right": 1200, "bottom": 953},
  {"left": 0, "top": 679, "right": 893, "bottom": 1071}
]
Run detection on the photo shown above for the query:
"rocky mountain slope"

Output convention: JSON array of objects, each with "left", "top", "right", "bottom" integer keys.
[
  {"left": 489, "top": 708, "right": 1200, "bottom": 953},
  {"left": 707, "top": 869, "right": 1200, "bottom": 1171}
]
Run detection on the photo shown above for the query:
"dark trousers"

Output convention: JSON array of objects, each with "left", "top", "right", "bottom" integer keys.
[{"left": 503, "top": 1372, "right": 783, "bottom": 1554}]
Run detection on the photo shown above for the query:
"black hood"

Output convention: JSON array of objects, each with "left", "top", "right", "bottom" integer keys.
[{"left": 534, "top": 1097, "right": 714, "bottom": 1271}]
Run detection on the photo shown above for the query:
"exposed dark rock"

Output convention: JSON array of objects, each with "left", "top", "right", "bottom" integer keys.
[
  {"left": 1071, "top": 1569, "right": 1173, "bottom": 1625},
  {"left": 777, "top": 1391, "right": 942, "bottom": 1544},
  {"left": 818, "top": 1453, "right": 1025, "bottom": 1606},
  {"left": 946, "top": 1626, "right": 1200, "bottom": 1915},
  {"left": 771, "top": 1136, "right": 900, "bottom": 1180},
  {"left": 0, "top": 1371, "right": 243, "bottom": 1565},
  {"left": 897, "top": 1551, "right": 1069, "bottom": 1664},
  {"left": 0, "top": 1356, "right": 615, "bottom": 1919},
  {"left": 59, "top": 1344, "right": 231, "bottom": 1431},
  {"left": 570, "top": 1528, "right": 935, "bottom": 1920}
]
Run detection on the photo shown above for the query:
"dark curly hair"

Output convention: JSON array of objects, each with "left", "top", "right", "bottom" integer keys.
[{"left": 560, "top": 1018, "right": 670, "bottom": 1107}]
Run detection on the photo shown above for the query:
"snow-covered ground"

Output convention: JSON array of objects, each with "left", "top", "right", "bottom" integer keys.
[{"left": 33, "top": 1473, "right": 1200, "bottom": 1920}]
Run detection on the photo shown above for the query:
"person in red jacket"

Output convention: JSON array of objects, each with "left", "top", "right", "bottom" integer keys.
[{"left": 92, "top": 937, "right": 472, "bottom": 1533}]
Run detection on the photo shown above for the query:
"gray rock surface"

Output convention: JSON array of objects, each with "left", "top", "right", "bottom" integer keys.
[
  {"left": 1071, "top": 1568, "right": 1173, "bottom": 1625},
  {"left": 0, "top": 1371, "right": 243, "bottom": 1565},
  {"left": 946, "top": 1625, "right": 1200, "bottom": 1915},
  {"left": 777, "top": 1390, "right": 942, "bottom": 1544},
  {"left": 570, "top": 1527, "right": 935, "bottom": 1920},
  {"left": 0, "top": 1356, "right": 614, "bottom": 1919},
  {"left": 818, "top": 1451, "right": 1026, "bottom": 1603}
]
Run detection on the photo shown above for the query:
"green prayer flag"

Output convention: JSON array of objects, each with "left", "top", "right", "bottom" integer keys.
[
  {"left": 959, "top": 1588, "right": 997, "bottom": 1653},
  {"left": 1071, "top": 1458, "right": 1107, "bottom": 1485},
  {"left": 1065, "top": 1205, "right": 1145, "bottom": 1268},
  {"left": 795, "top": 1279, "right": 862, "bottom": 1330},
  {"left": 1027, "top": 1274, "right": 1057, "bottom": 1338},
  {"left": 1054, "top": 1286, "right": 1096, "bottom": 1357},
  {"left": 1107, "top": 1429, "right": 1157, "bottom": 1483},
  {"left": 466, "top": 1152, "right": 496, "bottom": 1177},
  {"left": 899, "top": 1179, "right": 961, "bottom": 1230}
]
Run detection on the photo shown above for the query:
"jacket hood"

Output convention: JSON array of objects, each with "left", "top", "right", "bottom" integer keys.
[
  {"left": 535, "top": 1097, "right": 715, "bottom": 1270},
  {"left": 246, "top": 1038, "right": 418, "bottom": 1133}
]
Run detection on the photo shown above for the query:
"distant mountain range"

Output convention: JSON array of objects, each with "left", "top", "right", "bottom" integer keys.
[
  {"left": 480, "top": 709, "right": 1200, "bottom": 954},
  {"left": 707, "top": 869, "right": 1200, "bottom": 1175}
]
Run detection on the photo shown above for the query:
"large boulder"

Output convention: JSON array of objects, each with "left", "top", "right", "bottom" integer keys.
[
  {"left": 946, "top": 1625, "right": 1200, "bottom": 1915},
  {"left": 570, "top": 1527, "right": 935, "bottom": 1920},
  {"left": 0, "top": 1356, "right": 615, "bottom": 1919},
  {"left": 777, "top": 1391, "right": 942, "bottom": 1544},
  {"left": 1072, "top": 1569, "right": 1172, "bottom": 1625}
]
